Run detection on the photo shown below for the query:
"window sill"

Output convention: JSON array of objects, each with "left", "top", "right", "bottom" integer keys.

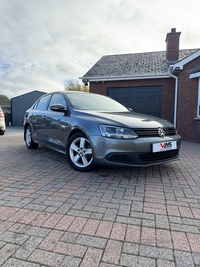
[{"left": 194, "top": 117, "right": 200, "bottom": 120}]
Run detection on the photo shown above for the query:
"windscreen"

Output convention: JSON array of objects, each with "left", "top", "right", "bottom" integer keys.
[{"left": 67, "top": 93, "right": 129, "bottom": 112}]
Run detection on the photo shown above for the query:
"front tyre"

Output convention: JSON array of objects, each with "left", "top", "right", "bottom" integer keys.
[
  {"left": 66, "top": 132, "right": 95, "bottom": 172},
  {"left": 25, "top": 126, "right": 39, "bottom": 149}
]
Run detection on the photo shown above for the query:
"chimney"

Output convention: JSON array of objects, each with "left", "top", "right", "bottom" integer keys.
[{"left": 165, "top": 28, "right": 181, "bottom": 62}]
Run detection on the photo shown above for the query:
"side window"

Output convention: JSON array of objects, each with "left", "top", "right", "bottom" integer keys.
[
  {"left": 48, "top": 93, "right": 66, "bottom": 110},
  {"left": 35, "top": 95, "right": 50, "bottom": 110}
]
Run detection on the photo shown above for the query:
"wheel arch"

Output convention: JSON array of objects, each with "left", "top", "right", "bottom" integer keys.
[{"left": 67, "top": 128, "right": 88, "bottom": 141}]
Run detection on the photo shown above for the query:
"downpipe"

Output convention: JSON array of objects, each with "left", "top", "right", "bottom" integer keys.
[{"left": 168, "top": 66, "right": 179, "bottom": 127}]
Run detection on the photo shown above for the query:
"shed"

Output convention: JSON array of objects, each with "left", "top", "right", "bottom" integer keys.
[{"left": 11, "top": 90, "right": 46, "bottom": 126}]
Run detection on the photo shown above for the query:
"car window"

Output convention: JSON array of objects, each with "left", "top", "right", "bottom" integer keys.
[
  {"left": 34, "top": 94, "right": 51, "bottom": 110},
  {"left": 48, "top": 93, "right": 66, "bottom": 110},
  {"left": 67, "top": 93, "right": 129, "bottom": 112}
]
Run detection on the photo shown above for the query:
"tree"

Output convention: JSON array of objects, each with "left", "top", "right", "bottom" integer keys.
[{"left": 64, "top": 79, "right": 89, "bottom": 92}]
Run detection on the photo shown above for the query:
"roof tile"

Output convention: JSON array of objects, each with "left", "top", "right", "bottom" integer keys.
[{"left": 82, "top": 49, "right": 198, "bottom": 79}]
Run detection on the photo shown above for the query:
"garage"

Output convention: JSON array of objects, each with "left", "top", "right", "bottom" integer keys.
[{"left": 107, "top": 86, "right": 161, "bottom": 117}]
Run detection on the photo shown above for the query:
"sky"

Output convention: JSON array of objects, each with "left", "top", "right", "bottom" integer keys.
[{"left": 0, "top": 0, "right": 200, "bottom": 99}]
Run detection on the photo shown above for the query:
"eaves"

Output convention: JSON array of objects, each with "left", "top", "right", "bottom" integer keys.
[
  {"left": 172, "top": 49, "right": 200, "bottom": 70},
  {"left": 81, "top": 73, "right": 170, "bottom": 82}
]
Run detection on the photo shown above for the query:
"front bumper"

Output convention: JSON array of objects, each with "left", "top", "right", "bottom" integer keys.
[{"left": 90, "top": 135, "right": 181, "bottom": 167}]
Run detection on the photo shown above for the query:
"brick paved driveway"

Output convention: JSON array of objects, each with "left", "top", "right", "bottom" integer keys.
[{"left": 0, "top": 127, "right": 200, "bottom": 267}]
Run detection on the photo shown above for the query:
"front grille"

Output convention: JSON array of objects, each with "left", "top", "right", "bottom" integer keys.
[
  {"left": 134, "top": 127, "right": 176, "bottom": 137},
  {"left": 106, "top": 149, "right": 179, "bottom": 166},
  {"left": 108, "top": 155, "right": 134, "bottom": 164},
  {"left": 140, "top": 149, "right": 179, "bottom": 162}
]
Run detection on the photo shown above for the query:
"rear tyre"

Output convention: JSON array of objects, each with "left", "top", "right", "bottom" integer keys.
[
  {"left": 0, "top": 131, "right": 5, "bottom": 135},
  {"left": 25, "top": 126, "right": 39, "bottom": 149},
  {"left": 66, "top": 132, "right": 95, "bottom": 172}
]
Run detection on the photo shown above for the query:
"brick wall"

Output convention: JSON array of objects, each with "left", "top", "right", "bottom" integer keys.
[{"left": 177, "top": 58, "right": 200, "bottom": 142}]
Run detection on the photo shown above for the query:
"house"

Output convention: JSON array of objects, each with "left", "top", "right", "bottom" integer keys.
[
  {"left": 11, "top": 90, "right": 46, "bottom": 126},
  {"left": 81, "top": 28, "right": 200, "bottom": 142}
]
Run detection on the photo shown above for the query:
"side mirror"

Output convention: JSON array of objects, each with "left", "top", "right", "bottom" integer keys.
[{"left": 50, "top": 104, "right": 67, "bottom": 112}]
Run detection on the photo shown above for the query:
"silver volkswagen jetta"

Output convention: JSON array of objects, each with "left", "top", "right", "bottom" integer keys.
[{"left": 23, "top": 91, "right": 181, "bottom": 171}]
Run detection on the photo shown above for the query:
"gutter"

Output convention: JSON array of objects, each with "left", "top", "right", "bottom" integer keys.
[
  {"left": 80, "top": 73, "right": 170, "bottom": 83},
  {"left": 167, "top": 65, "right": 179, "bottom": 127}
]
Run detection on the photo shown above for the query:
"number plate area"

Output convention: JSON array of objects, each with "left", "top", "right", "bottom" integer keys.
[{"left": 153, "top": 141, "right": 177, "bottom": 153}]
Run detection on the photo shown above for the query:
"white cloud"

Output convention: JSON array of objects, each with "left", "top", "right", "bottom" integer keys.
[{"left": 0, "top": 0, "right": 200, "bottom": 98}]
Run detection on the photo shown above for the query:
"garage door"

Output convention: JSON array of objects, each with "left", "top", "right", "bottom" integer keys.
[{"left": 107, "top": 86, "right": 161, "bottom": 117}]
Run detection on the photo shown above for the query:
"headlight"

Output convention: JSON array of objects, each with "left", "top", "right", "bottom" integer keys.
[{"left": 99, "top": 125, "right": 138, "bottom": 139}]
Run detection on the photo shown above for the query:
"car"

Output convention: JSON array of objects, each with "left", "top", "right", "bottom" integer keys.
[
  {"left": 0, "top": 106, "right": 6, "bottom": 135},
  {"left": 23, "top": 91, "right": 181, "bottom": 172}
]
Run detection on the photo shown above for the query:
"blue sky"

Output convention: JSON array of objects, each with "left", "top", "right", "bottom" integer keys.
[{"left": 0, "top": 0, "right": 200, "bottom": 98}]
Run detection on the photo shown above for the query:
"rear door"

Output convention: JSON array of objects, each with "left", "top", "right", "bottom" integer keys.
[{"left": 31, "top": 94, "right": 52, "bottom": 143}]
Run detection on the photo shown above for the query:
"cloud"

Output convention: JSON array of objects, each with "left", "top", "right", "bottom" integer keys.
[{"left": 0, "top": 0, "right": 200, "bottom": 98}]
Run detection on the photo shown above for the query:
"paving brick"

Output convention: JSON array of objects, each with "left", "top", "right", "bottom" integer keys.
[
  {"left": 0, "top": 231, "right": 29, "bottom": 245},
  {"left": 67, "top": 217, "right": 87, "bottom": 233},
  {"left": 0, "top": 243, "right": 20, "bottom": 265},
  {"left": 139, "top": 245, "right": 174, "bottom": 261},
  {"left": 42, "top": 213, "right": 63, "bottom": 228},
  {"left": 54, "top": 214, "right": 75, "bottom": 231},
  {"left": 30, "top": 211, "right": 52, "bottom": 226},
  {"left": 76, "top": 234, "right": 106, "bottom": 249},
  {"left": 179, "top": 206, "right": 194, "bottom": 218},
  {"left": 0, "top": 221, "right": 14, "bottom": 235},
  {"left": 192, "top": 252, "right": 200, "bottom": 265},
  {"left": 170, "top": 223, "right": 199, "bottom": 233},
  {"left": 0, "top": 207, "right": 19, "bottom": 220},
  {"left": 187, "top": 233, "right": 200, "bottom": 253},
  {"left": 102, "top": 240, "right": 122, "bottom": 264},
  {"left": 2, "top": 258, "right": 40, "bottom": 267},
  {"left": 125, "top": 225, "right": 141, "bottom": 243},
  {"left": 54, "top": 241, "right": 87, "bottom": 257},
  {"left": 171, "top": 231, "right": 191, "bottom": 251},
  {"left": 28, "top": 249, "right": 65, "bottom": 266},
  {"left": 122, "top": 242, "right": 139, "bottom": 255},
  {"left": 80, "top": 247, "right": 103, "bottom": 267},
  {"left": 191, "top": 208, "right": 200, "bottom": 219},
  {"left": 156, "top": 229, "right": 173, "bottom": 249},
  {"left": 60, "top": 255, "right": 81, "bottom": 267},
  {"left": 81, "top": 218, "right": 100, "bottom": 235},
  {"left": 174, "top": 250, "right": 195, "bottom": 267},
  {"left": 95, "top": 221, "right": 113, "bottom": 238},
  {"left": 21, "top": 225, "right": 50, "bottom": 238},
  {"left": 39, "top": 230, "right": 64, "bottom": 251},
  {"left": 116, "top": 216, "right": 141, "bottom": 225},
  {"left": 141, "top": 227, "right": 156, "bottom": 246},
  {"left": 157, "top": 259, "right": 175, "bottom": 267},
  {"left": 110, "top": 223, "right": 126, "bottom": 241},
  {"left": 136, "top": 256, "right": 156, "bottom": 266},
  {"left": 18, "top": 210, "right": 41, "bottom": 224},
  {"left": 156, "top": 214, "right": 170, "bottom": 229},
  {"left": 14, "top": 236, "right": 43, "bottom": 260},
  {"left": 120, "top": 253, "right": 137, "bottom": 266},
  {"left": 103, "top": 208, "right": 118, "bottom": 221}
]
